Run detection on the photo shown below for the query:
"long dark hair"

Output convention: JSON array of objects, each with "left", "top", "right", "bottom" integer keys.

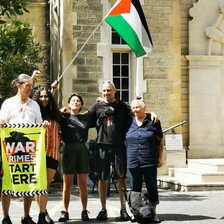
[{"left": 32, "top": 86, "right": 61, "bottom": 122}]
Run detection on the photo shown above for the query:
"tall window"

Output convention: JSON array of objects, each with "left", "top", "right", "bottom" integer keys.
[
  {"left": 99, "top": 3, "right": 146, "bottom": 103},
  {"left": 111, "top": 29, "right": 130, "bottom": 102},
  {"left": 113, "top": 53, "right": 129, "bottom": 102},
  {"left": 112, "top": 28, "right": 126, "bottom": 45}
]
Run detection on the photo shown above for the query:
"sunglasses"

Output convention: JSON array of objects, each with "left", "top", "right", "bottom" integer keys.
[{"left": 103, "top": 80, "right": 116, "bottom": 89}]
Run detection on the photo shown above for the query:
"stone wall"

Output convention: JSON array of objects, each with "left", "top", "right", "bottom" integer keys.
[
  {"left": 17, "top": 1, "right": 47, "bottom": 83},
  {"left": 21, "top": 1, "right": 46, "bottom": 44},
  {"left": 23, "top": 0, "right": 224, "bottom": 169},
  {"left": 187, "top": 0, "right": 224, "bottom": 158},
  {"left": 58, "top": 0, "right": 191, "bottom": 146},
  {"left": 60, "top": 0, "right": 103, "bottom": 113},
  {"left": 143, "top": 0, "right": 184, "bottom": 139},
  {"left": 143, "top": 0, "right": 195, "bottom": 150},
  {"left": 181, "top": 0, "right": 192, "bottom": 149},
  {"left": 72, "top": 0, "right": 103, "bottom": 107}
]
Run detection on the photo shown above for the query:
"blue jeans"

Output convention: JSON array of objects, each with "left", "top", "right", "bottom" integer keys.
[{"left": 129, "top": 166, "right": 159, "bottom": 206}]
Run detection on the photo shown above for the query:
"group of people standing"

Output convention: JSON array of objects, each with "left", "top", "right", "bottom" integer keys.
[{"left": 0, "top": 71, "right": 163, "bottom": 224}]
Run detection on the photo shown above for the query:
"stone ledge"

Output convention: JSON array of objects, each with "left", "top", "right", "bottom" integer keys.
[{"left": 157, "top": 176, "right": 224, "bottom": 192}]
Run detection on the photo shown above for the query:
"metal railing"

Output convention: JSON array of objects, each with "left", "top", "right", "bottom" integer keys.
[{"left": 163, "top": 120, "right": 187, "bottom": 134}]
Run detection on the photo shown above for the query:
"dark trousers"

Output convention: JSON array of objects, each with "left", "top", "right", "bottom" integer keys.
[{"left": 129, "top": 166, "right": 159, "bottom": 206}]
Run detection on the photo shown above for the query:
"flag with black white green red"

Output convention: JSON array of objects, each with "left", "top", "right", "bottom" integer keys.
[{"left": 105, "top": 0, "right": 153, "bottom": 57}]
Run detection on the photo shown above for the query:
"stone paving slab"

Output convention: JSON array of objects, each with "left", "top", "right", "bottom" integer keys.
[{"left": 1, "top": 184, "right": 224, "bottom": 224}]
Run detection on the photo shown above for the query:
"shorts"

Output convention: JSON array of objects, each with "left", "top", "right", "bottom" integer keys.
[
  {"left": 96, "top": 143, "right": 127, "bottom": 181},
  {"left": 62, "top": 143, "right": 89, "bottom": 174},
  {"left": 46, "top": 156, "right": 58, "bottom": 170}
]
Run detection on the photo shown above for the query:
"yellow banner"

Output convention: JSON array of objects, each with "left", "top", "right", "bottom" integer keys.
[{"left": 0, "top": 125, "right": 47, "bottom": 196}]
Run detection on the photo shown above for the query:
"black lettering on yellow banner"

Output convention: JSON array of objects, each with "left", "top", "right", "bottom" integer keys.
[{"left": 12, "top": 173, "right": 37, "bottom": 184}]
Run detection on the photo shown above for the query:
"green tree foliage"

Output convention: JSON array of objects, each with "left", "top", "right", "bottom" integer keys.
[
  {"left": 0, "top": 0, "right": 29, "bottom": 24},
  {"left": 0, "top": 1, "right": 46, "bottom": 100},
  {"left": 0, "top": 20, "right": 45, "bottom": 99}
]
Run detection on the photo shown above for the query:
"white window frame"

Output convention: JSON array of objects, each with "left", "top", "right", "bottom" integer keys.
[{"left": 97, "top": 0, "right": 147, "bottom": 102}]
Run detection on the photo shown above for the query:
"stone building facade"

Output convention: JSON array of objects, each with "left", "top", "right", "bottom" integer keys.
[
  {"left": 50, "top": 0, "right": 190, "bottom": 157},
  {"left": 21, "top": 0, "right": 47, "bottom": 44},
  {"left": 26, "top": 0, "right": 224, "bottom": 170},
  {"left": 15, "top": 0, "right": 50, "bottom": 81}
]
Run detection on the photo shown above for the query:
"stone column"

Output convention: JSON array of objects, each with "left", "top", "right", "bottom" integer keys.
[
  {"left": 61, "top": 0, "right": 77, "bottom": 106},
  {"left": 187, "top": 0, "right": 224, "bottom": 158},
  {"left": 186, "top": 55, "right": 224, "bottom": 158}
]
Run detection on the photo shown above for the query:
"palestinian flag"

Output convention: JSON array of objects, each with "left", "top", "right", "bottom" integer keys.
[{"left": 105, "top": 0, "right": 153, "bottom": 57}]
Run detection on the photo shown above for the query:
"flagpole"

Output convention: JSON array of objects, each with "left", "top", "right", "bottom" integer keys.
[{"left": 57, "top": 3, "right": 116, "bottom": 82}]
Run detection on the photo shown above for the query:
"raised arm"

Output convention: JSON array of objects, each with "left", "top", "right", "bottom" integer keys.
[
  {"left": 51, "top": 80, "right": 59, "bottom": 96},
  {"left": 30, "top": 70, "right": 40, "bottom": 81}
]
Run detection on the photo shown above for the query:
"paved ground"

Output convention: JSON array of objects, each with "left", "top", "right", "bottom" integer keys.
[{"left": 1, "top": 182, "right": 224, "bottom": 224}]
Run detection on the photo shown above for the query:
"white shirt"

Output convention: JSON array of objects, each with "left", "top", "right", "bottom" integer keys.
[{"left": 0, "top": 96, "right": 42, "bottom": 124}]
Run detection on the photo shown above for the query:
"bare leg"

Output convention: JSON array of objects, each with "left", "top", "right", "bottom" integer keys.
[
  {"left": 35, "top": 168, "right": 56, "bottom": 213},
  {"left": 23, "top": 196, "right": 33, "bottom": 218},
  {"left": 98, "top": 180, "right": 107, "bottom": 210},
  {"left": 152, "top": 205, "right": 160, "bottom": 222},
  {"left": 38, "top": 194, "right": 48, "bottom": 213},
  {"left": 45, "top": 168, "right": 56, "bottom": 210},
  {"left": 62, "top": 174, "right": 74, "bottom": 211},
  {"left": 118, "top": 177, "right": 126, "bottom": 209},
  {"left": 35, "top": 194, "right": 40, "bottom": 207},
  {"left": 1, "top": 194, "right": 11, "bottom": 217},
  {"left": 77, "top": 174, "right": 88, "bottom": 210},
  {"left": 153, "top": 205, "right": 157, "bottom": 214}
]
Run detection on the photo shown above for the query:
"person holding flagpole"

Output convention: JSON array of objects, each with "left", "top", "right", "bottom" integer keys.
[{"left": 57, "top": 93, "right": 96, "bottom": 222}]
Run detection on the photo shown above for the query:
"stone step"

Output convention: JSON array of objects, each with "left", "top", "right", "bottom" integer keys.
[
  {"left": 157, "top": 176, "right": 224, "bottom": 191},
  {"left": 174, "top": 168, "right": 224, "bottom": 182},
  {"left": 158, "top": 159, "right": 224, "bottom": 191},
  {"left": 187, "top": 158, "right": 224, "bottom": 172}
]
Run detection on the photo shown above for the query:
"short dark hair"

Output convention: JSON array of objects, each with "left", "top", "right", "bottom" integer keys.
[{"left": 68, "top": 93, "right": 84, "bottom": 111}]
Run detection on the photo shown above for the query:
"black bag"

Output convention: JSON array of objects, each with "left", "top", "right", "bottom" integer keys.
[
  {"left": 88, "top": 140, "right": 98, "bottom": 193},
  {"left": 124, "top": 189, "right": 155, "bottom": 223}
]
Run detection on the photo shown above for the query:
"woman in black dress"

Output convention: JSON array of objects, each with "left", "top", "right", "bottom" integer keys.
[{"left": 58, "top": 93, "right": 95, "bottom": 222}]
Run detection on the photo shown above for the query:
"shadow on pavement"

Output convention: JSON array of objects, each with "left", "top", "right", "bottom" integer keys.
[
  {"left": 54, "top": 214, "right": 217, "bottom": 223},
  {"left": 159, "top": 194, "right": 206, "bottom": 202},
  {"left": 55, "top": 217, "right": 130, "bottom": 223},
  {"left": 159, "top": 214, "right": 216, "bottom": 222}
]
